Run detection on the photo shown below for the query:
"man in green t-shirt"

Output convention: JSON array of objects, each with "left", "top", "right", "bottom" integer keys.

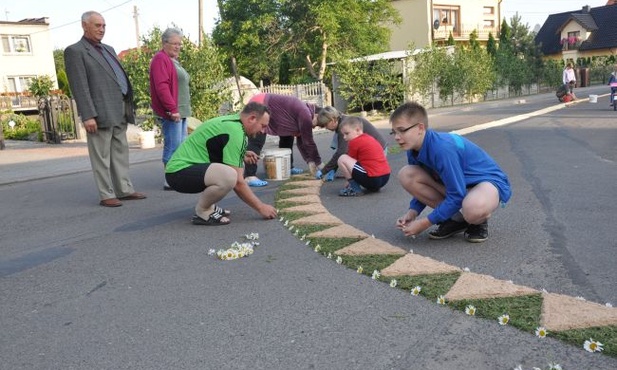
[{"left": 165, "top": 102, "right": 277, "bottom": 225}]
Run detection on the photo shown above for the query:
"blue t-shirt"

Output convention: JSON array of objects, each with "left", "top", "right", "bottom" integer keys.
[{"left": 407, "top": 130, "right": 511, "bottom": 224}]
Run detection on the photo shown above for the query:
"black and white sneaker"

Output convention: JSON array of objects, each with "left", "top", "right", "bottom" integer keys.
[
  {"left": 464, "top": 221, "right": 489, "bottom": 243},
  {"left": 428, "top": 219, "right": 469, "bottom": 240}
]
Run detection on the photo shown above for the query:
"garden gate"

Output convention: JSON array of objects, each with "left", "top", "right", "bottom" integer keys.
[{"left": 38, "top": 95, "right": 76, "bottom": 143}]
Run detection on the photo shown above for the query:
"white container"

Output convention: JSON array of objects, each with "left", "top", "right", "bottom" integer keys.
[
  {"left": 589, "top": 94, "right": 598, "bottom": 103},
  {"left": 139, "top": 131, "right": 156, "bottom": 149},
  {"left": 263, "top": 148, "right": 291, "bottom": 180}
]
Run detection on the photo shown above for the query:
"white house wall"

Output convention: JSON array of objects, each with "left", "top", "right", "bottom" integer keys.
[{"left": 0, "top": 21, "right": 58, "bottom": 94}]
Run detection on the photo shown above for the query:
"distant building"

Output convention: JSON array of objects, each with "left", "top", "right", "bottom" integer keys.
[
  {"left": 387, "top": 0, "right": 501, "bottom": 50},
  {"left": 0, "top": 17, "right": 58, "bottom": 111},
  {"left": 535, "top": 2, "right": 617, "bottom": 61}
]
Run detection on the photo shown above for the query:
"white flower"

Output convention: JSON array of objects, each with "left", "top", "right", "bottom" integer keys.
[
  {"left": 389, "top": 279, "right": 397, "bottom": 288},
  {"left": 357, "top": 266, "right": 363, "bottom": 274},
  {"left": 410, "top": 286, "right": 421, "bottom": 296},
  {"left": 371, "top": 234, "right": 375, "bottom": 238},
  {"left": 535, "top": 326, "right": 548, "bottom": 338},
  {"left": 244, "top": 232, "right": 259, "bottom": 240},
  {"left": 288, "top": 225, "right": 294, "bottom": 231},
  {"left": 463, "top": 267, "right": 470, "bottom": 272},
  {"left": 336, "top": 256, "right": 343, "bottom": 264},
  {"left": 314, "top": 244, "right": 321, "bottom": 252},
  {"left": 548, "top": 363, "right": 562, "bottom": 370},
  {"left": 294, "top": 230, "right": 299, "bottom": 236},
  {"left": 284, "top": 220, "right": 289, "bottom": 226},
  {"left": 436, "top": 295, "right": 446, "bottom": 305},
  {"left": 279, "top": 216, "right": 284, "bottom": 222},
  {"left": 207, "top": 248, "right": 216, "bottom": 256},
  {"left": 305, "top": 240, "right": 311, "bottom": 246},
  {"left": 327, "top": 252, "right": 332, "bottom": 259},
  {"left": 513, "top": 366, "right": 523, "bottom": 370},
  {"left": 498, "top": 314, "right": 510, "bottom": 326},
  {"left": 583, "top": 338, "right": 603, "bottom": 353},
  {"left": 300, "top": 234, "right": 306, "bottom": 240},
  {"left": 371, "top": 270, "right": 381, "bottom": 280},
  {"left": 507, "top": 280, "right": 513, "bottom": 284},
  {"left": 542, "top": 288, "right": 548, "bottom": 293},
  {"left": 465, "top": 305, "right": 476, "bottom": 316},
  {"left": 576, "top": 296, "right": 586, "bottom": 301},
  {"left": 606, "top": 302, "right": 613, "bottom": 307}
]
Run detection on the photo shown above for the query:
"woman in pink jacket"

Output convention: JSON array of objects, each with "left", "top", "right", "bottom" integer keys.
[{"left": 149, "top": 27, "right": 192, "bottom": 190}]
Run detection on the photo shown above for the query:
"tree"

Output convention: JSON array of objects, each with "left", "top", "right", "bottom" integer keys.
[
  {"left": 454, "top": 46, "right": 495, "bottom": 102},
  {"left": 28, "top": 75, "right": 54, "bottom": 97},
  {"left": 486, "top": 32, "right": 497, "bottom": 57},
  {"left": 468, "top": 29, "right": 480, "bottom": 51},
  {"left": 213, "top": 0, "right": 401, "bottom": 84}
]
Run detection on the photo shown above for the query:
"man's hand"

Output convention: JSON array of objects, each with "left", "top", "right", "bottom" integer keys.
[
  {"left": 244, "top": 151, "right": 260, "bottom": 165},
  {"left": 83, "top": 118, "right": 97, "bottom": 134}
]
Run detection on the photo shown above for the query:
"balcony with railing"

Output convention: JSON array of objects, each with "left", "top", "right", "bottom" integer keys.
[
  {"left": 433, "top": 24, "right": 500, "bottom": 42},
  {"left": 1, "top": 93, "right": 43, "bottom": 111},
  {"left": 561, "top": 37, "right": 582, "bottom": 51}
]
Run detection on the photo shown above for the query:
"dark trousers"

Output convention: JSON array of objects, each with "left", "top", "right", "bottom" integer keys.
[{"left": 243, "top": 134, "right": 296, "bottom": 178}]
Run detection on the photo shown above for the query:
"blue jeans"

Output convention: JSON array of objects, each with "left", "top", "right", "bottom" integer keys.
[{"left": 160, "top": 117, "right": 187, "bottom": 164}]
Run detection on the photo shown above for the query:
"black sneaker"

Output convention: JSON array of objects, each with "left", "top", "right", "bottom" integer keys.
[
  {"left": 464, "top": 221, "right": 489, "bottom": 243},
  {"left": 428, "top": 219, "right": 469, "bottom": 240}
]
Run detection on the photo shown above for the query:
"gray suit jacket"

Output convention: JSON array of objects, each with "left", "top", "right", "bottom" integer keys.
[{"left": 64, "top": 37, "right": 135, "bottom": 128}]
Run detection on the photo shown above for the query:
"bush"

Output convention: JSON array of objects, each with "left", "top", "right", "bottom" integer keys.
[{"left": 1, "top": 113, "right": 42, "bottom": 141}]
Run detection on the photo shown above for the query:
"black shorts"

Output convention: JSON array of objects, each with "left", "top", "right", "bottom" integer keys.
[
  {"left": 351, "top": 163, "right": 390, "bottom": 192},
  {"left": 165, "top": 164, "right": 211, "bottom": 193}
]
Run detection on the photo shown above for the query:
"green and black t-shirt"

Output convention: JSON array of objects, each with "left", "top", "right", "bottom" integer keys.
[{"left": 165, "top": 113, "right": 247, "bottom": 173}]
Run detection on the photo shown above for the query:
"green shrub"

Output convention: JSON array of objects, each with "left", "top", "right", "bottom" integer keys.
[{"left": 1, "top": 114, "right": 42, "bottom": 140}]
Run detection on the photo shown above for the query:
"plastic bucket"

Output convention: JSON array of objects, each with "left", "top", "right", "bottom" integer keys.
[
  {"left": 589, "top": 94, "right": 598, "bottom": 103},
  {"left": 263, "top": 148, "right": 291, "bottom": 180},
  {"left": 139, "top": 131, "right": 156, "bottom": 149}
]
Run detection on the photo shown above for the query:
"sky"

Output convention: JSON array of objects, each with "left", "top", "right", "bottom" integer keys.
[{"left": 0, "top": 0, "right": 611, "bottom": 52}]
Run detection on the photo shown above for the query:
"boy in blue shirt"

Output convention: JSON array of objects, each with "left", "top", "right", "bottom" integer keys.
[{"left": 391, "top": 102, "right": 511, "bottom": 242}]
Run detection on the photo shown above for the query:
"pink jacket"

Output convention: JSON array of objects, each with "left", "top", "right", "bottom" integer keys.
[{"left": 149, "top": 50, "right": 178, "bottom": 118}]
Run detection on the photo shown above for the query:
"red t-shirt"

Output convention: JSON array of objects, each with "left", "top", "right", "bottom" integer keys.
[{"left": 347, "top": 133, "right": 390, "bottom": 177}]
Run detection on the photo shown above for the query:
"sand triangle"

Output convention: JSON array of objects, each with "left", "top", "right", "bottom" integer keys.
[
  {"left": 540, "top": 292, "right": 617, "bottom": 331},
  {"left": 280, "top": 187, "right": 320, "bottom": 196},
  {"left": 336, "top": 237, "right": 407, "bottom": 256},
  {"left": 291, "top": 213, "right": 343, "bottom": 225},
  {"left": 282, "top": 194, "right": 322, "bottom": 204},
  {"left": 285, "top": 179, "right": 323, "bottom": 188},
  {"left": 308, "top": 224, "right": 369, "bottom": 238},
  {"left": 445, "top": 272, "right": 538, "bottom": 301},
  {"left": 282, "top": 203, "right": 329, "bottom": 214},
  {"left": 380, "top": 253, "right": 460, "bottom": 276}
]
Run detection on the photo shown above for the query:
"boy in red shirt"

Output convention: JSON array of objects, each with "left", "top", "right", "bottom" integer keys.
[{"left": 337, "top": 117, "right": 391, "bottom": 196}]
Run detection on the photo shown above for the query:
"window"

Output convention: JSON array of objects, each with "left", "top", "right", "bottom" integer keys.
[
  {"left": 433, "top": 5, "right": 460, "bottom": 32},
  {"left": 484, "top": 6, "right": 494, "bottom": 15},
  {"left": 484, "top": 20, "right": 495, "bottom": 28},
  {"left": 6, "top": 76, "right": 34, "bottom": 106},
  {"left": 1, "top": 35, "right": 32, "bottom": 53}
]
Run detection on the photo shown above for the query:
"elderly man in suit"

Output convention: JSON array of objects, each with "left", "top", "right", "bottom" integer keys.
[{"left": 64, "top": 11, "right": 146, "bottom": 207}]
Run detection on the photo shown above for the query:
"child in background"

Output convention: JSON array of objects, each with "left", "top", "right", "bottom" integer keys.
[{"left": 336, "top": 116, "right": 390, "bottom": 196}]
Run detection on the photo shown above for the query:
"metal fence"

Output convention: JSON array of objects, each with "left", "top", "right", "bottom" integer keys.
[{"left": 259, "top": 81, "right": 330, "bottom": 107}]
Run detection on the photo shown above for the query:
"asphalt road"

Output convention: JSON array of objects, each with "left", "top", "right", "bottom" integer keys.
[{"left": 1, "top": 86, "right": 616, "bottom": 369}]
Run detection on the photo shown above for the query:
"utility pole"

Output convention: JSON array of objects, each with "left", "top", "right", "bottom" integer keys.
[
  {"left": 133, "top": 5, "right": 140, "bottom": 47},
  {"left": 198, "top": 0, "right": 204, "bottom": 46}
]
